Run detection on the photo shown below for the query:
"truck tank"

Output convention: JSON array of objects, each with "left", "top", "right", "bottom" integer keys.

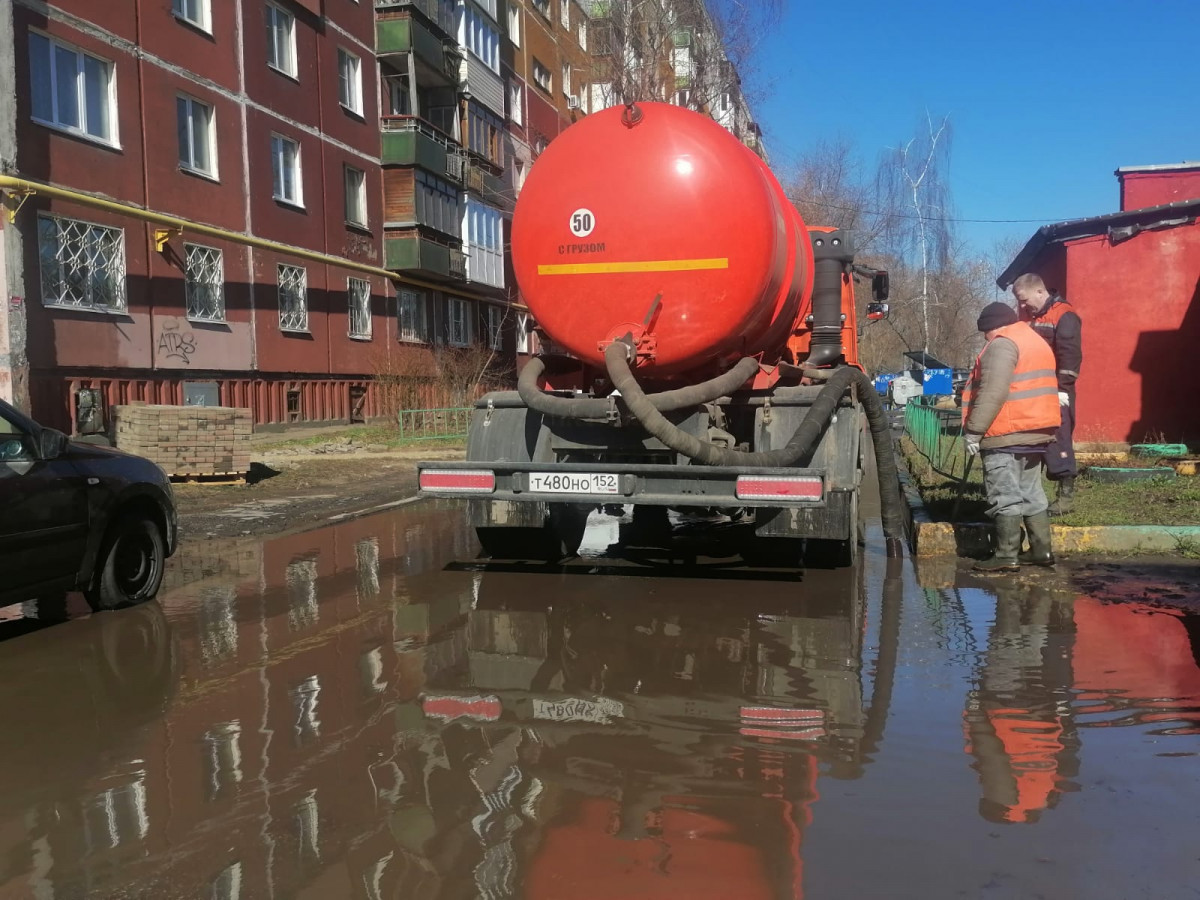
[
  {"left": 417, "top": 103, "right": 905, "bottom": 564},
  {"left": 512, "top": 102, "right": 814, "bottom": 378}
]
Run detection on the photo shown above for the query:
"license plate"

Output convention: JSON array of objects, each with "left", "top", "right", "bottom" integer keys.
[{"left": 528, "top": 472, "right": 620, "bottom": 495}]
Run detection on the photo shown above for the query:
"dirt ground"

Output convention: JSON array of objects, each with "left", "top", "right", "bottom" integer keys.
[{"left": 173, "top": 446, "right": 463, "bottom": 539}]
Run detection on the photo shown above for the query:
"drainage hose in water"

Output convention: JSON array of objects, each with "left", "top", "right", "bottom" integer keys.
[
  {"left": 603, "top": 340, "right": 906, "bottom": 557},
  {"left": 517, "top": 355, "right": 762, "bottom": 419}
]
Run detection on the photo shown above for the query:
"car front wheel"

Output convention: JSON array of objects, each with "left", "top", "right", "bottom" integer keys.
[{"left": 85, "top": 515, "right": 166, "bottom": 612}]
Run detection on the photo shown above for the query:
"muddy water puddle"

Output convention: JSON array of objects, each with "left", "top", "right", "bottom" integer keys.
[{"left": 0, "top": 505, "right": 1197, "bottom": 898}]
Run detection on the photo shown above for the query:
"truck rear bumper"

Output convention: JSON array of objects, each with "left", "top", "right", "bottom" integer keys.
[{"left": 416, "top": 459, "right": 828, "bottom": 509}]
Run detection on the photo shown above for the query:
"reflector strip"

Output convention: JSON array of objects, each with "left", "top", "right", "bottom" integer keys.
[
  {"left": 422, "top": 694, "right": 502, "bottom": 722},
  {"left": 739, "top": 706, "right": 826, "bottom": 742},
  {"left": 736, "top": 476, "right": 822, "bottom": 501},
  {"left": 420, "top": 469, "right": 496, "bottom": 493},
  {"left": 740, "top": 706, "right": 824, "bottom": 723},
  {"left": 537, "top": 257, "right": 730, "bottom": 276}
]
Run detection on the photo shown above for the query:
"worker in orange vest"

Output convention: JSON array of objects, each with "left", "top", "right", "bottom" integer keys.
[
  {"left": 962, "top": 302, "right": 1062, "bottom": 572},
  {"left": 1013, "top": 273, "right": 1083, "bottom": 515}
]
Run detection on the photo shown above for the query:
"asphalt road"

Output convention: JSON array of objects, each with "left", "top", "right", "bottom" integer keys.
[{"left": 1, "top": 501, "right": 1197, "bottom": 899}]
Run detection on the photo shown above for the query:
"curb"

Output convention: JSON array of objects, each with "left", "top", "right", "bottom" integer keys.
[{"left": 893, "top": 442, "right": 1200, "bottom": 557}]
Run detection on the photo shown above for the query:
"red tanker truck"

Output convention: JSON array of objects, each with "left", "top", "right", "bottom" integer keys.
[{"left": 418, "top": 102, "right": 904, "bottom": 564}]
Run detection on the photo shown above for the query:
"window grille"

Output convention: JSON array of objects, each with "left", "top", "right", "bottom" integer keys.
[
  {"left": 185, "top": 244, "right": 225, "bottom": 321},
  {"left": 38, "top": 214, "right": 126, "bottom": 311},
  {"left": 278, "top": 264, "right": 308, "bottom": 331},
  {"left": 348, "top": 277, "right": 371, "bottom": 339},
  {"left": 398, "top": 289, "right": 428, "bottom": 342}
]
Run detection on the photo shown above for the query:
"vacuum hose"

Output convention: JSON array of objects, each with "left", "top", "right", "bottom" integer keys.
[
  {"left": 604, "top": 340, "right": 907, "bottom": 556},
  {"left": 517, "top": 354, "right": 761, "bottom": 418}
]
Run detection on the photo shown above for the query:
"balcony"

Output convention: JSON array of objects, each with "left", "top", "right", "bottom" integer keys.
[
  {"left": 385, "top": 232, "right": 466, "bottom": 281},
  {"left": 376, "top": 11, "right": 462, "bottom": 86},
  {"left": 381, "top": 116, "right": 465, "bottom": 183},
  {"left": 376, "top": 0, "right": 456, "bottom": 38}
]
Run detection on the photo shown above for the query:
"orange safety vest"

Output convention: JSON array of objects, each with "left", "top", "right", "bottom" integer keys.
[{"left": 962, "top": 321, "right": 1060, "bottom": 438}]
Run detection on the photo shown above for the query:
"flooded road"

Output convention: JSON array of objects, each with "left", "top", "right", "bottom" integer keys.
[{"left": 2, "top": 505, "right": 1199, "bottom": 899}]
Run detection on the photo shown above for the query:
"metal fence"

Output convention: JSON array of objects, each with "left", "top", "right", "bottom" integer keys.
[
  {"left": 397, "top": 407, "right": 471, "bottom": 441},
  {"left": 904, "top": 397, "right": 969, "bottom": 479}
]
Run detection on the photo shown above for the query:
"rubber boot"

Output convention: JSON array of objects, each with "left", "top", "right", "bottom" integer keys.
[
  {"left": 1047, "top": 477, "right": 1075, "bottom": 517},
  {"left": 1018, "top": 511, "right": 1056, "bottom": 567},
  {"left": 974, "top": 514, "right": 1023, "bottom": 573}
]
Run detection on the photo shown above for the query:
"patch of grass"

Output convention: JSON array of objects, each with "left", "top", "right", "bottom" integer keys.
[
  {"left": 258, "top": 425, "right": 465, "bottom": 453},
  {"left": 899, "top": 437, "right": 1200, "bottom": 526}
]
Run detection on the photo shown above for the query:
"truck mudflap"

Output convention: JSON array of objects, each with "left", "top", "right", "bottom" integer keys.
[{"left": 416, "top": 459, "right": 828, "bottom": 510}]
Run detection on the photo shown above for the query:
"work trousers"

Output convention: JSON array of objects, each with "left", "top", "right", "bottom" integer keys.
[
  {"left": 982, "top": 450, "right": 1049, "bottom": 518},
  {"left": 1045, "top": 386, "right": 1077, "bottom": 480}
]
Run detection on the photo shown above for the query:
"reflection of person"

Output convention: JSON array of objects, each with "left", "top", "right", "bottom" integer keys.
[
  {"left": 1012, "top": 273, "right": 1083, "bottom": 515},
  {"left": 962, "top": 303, "right": 1061, "bottom": 572},
  {"left": 964, "top": 579, "right": 1079, "bottom": 824}
]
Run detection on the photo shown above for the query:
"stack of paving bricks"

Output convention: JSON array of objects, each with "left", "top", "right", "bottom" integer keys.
[{"left": 112, "top": 404, "right": 252, "bottom": 478}]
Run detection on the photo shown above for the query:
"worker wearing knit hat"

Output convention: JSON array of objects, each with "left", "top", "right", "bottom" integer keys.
[
  {"left": 961, "top": 303, "right": 1061, "bottom": 573},
  {"left": 977, "top": 301, "right": 1019, "bottom": 333}
]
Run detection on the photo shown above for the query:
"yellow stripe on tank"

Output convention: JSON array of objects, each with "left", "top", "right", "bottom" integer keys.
[{"left": 537, "top": 257, "right": 730, "bottom": 276}]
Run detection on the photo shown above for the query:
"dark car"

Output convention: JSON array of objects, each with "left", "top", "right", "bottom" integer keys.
[{"left": 0, "top": 398, "right": 177, "bottom": 611}]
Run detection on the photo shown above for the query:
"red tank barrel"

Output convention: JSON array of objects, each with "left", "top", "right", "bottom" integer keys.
[{"left": 512, "top": 102, "right": 813, "bottom": 378}]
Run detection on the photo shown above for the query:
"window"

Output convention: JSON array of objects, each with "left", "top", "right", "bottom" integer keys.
[
  {"left": 561, "top": 64, "right": 571, "bottom": 97},
  {"left": 278, "top": 264, "right": 308, "bottom": 331},
  {"left": 516, "top": 311, "right": 531, "bottom": 354},
  {"left": 485, "top": 305, "right": 504, "bottom": 350},
  {"left": 184, "top": 244, "right": 224, "bottom": 321},
  {"left": 508, "top": 80, "right": 523, "bottom": 126},
  {"left": 387, "top": 73, "right": 411, "bottom": 116},
  {"left": 560, "top": 0, "right": 570, "bottom": 29},
  {"left": 464, "top": 199, "right": 503, "bottom": 288},
  {"left": 28, "top": 33, "right": 116, "bottom": 145},
  {"left": 414, "top": 170, "right": 461, "bottom": 237},
  {"left": 202, "top": 721, "right": 243, "bottom": 800},
  {"left": 467, "top": 103, "right": 503, "bottom": 165},
  {"left": 348, "top": 277, "right": 371, "bottom": 339},
  {"left": 462, "top": 7, "right": 500, "bottom": 73},
  {"left": 172, "top": 0, "right": 211, "bottom": 31},
  {"left": 514, "top": 158, "right": 526, "bottom": 192},
  {"left": 337, "top": 48, "right": 362, "bottom": 114},
  {"left": 176, "top": 95, "right": 216, "bottom": 177},
  {"left": 271, "top": 134, "right": 302, "bottom": 205},
  {"left": 507, "top": 4, "right": 520, "bottom": 46},
  {"left": 344, "top": 165, "right": 367, "bottom": 226},
  {"left": 532, "top": 0, "right": 550, "bottom": 17},
  {"left": 445, "top": 297, "right": 472, "bottom": 346},
  {"left": 398, "top": 289, "right": 428, "bottom": 342},
  {"left": 38, "top": 214, "right": 126, "bottom": 312},
  {"left": 578, "top": 19, "right": 587, "bottom": 50},
  {"left": 265, "top": 3, "right": 297, "bottom": 78},
  {"left": 290, "top": 678, "right": 321, "bottom": 745},
  {"left": 532, "top": 59, "right": 551, "bottom": 93}
]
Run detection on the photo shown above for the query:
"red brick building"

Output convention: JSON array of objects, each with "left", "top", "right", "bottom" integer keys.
[
  {"left": 0, "top": 0, "right": 395, "bottom": 431},
  {"left": 997, "top": 162, "right": 1200, "bottom": 445}
]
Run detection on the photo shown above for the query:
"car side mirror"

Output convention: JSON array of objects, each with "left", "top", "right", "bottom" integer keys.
[
  {"left": 38, "top": 428, "right": 69, "bottom": 460},
  {"left": 872, "top": 271, "right": 890, "bottom": 302},
  {"left": 867, "top": 301, "right": 890, "bottom": 321}
]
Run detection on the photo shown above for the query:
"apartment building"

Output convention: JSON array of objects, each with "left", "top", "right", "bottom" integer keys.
[
  {"left": 376, "top": 0, "right": 512, "bottom": 374},
  {"left": 0, "top": 0, "right": 413, "bottom": 431}
]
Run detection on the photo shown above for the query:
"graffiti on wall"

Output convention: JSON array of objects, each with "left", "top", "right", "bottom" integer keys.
[{"left": 157, "top": 321, "right": 197, "bottom": 365}]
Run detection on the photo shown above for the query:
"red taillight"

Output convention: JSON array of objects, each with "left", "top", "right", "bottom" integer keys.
[
  {"left": 735, "top": 475, "right": 822, "bottom": 501},
  {"left": 419, "top": 469, "right": 496, "bottom": 493},
  {"left": 739, "top": 706, "right": 826, "bottom": 741},
  {"left": 422, "top": 694, "right": 502, "bottom": 722}
]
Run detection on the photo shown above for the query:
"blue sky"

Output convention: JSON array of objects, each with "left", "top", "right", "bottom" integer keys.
[{"left": 754, "top": 0, "right": 1200, "bottom": 257}]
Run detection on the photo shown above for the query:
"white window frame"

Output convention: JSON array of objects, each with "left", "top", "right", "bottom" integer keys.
[
  {"left": 513, "top": 157, "right": 526, "bottom": 192},
  {"left": 532, "top": 59, "right": 551, "bottom": 93},
  {"left": 508, "top": 80, "right": 523, "bottom": 126},
  {"left": 532, "top": 0, "right": 550, "bottom": 18},
  {"left": 561, "top": 64, "right": 571, "bottom": 97},
  {"left": 462, "top": 8, "right": 500, "bottom": 74},
  {"left": 578, "top": 19, "right": 587, "bottom": 51},
  {"left": 337, "top": 47, "right": 363, "bottom": 115},
  {"left": 348, "top": 277, "right": 372, "bottom": 340},
  {"left": 507, "top": 4, "right": 520, "bottom": 46},
  {"left": 485, "top": 305, "right": 504, "bottom": 351},
  {"left": 28, "top": 32, "right": 118, "bottom": 147},
  {"left": 516, "top": 311, "right": 531, "bottom": 354},
  {"left": 278, "top": 264, "right": 308, "bottom": 332},
  {"left": 172, "top": 0, "right": 212, "bottom": 32},
  {"left": 37, "top": 213, "right": 127, "bottom": 313},
  {"left": 177, "top": 94, "right": 217, "bottom": 179},
  {"left": 446, "top": 297, "right": 472, "bottom": 347},
  {"left": 184, "top": 243, "right": 225, "bottom": 322},
  {"left": 271, "top": 133, "right": 303, "bottom": 206},
  {"left": 398, "top": 289, "right": 428, "bottom": 343},
  {"left": 344, "top": 165, "right": 367, "bottom": 227},
  {"left": 560, "top": 0, "right": 570, "bottom": 29},
  {"left": 266, "top": 3, "right": 297, "bottom": 79}
]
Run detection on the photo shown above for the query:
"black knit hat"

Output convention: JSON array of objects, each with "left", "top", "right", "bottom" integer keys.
[{"left": 977, "top": 302, "right": 1018, "bottom": 332}]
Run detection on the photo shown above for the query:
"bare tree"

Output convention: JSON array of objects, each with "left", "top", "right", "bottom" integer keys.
[{"left": 875, "top": 113, "right": 954, "bottom": 355}]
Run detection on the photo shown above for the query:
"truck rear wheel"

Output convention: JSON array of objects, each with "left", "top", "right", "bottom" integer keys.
[{"left": 805, "top": 492, "right": 862, "bottom": 568}]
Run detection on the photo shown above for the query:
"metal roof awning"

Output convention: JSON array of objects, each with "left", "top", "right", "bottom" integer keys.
[
  {"left": 903, "top": 351, "right": 951, "bottom": 370},
  {"left": 996, "top": 197, "right": 1200, "bottom": 288}
]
